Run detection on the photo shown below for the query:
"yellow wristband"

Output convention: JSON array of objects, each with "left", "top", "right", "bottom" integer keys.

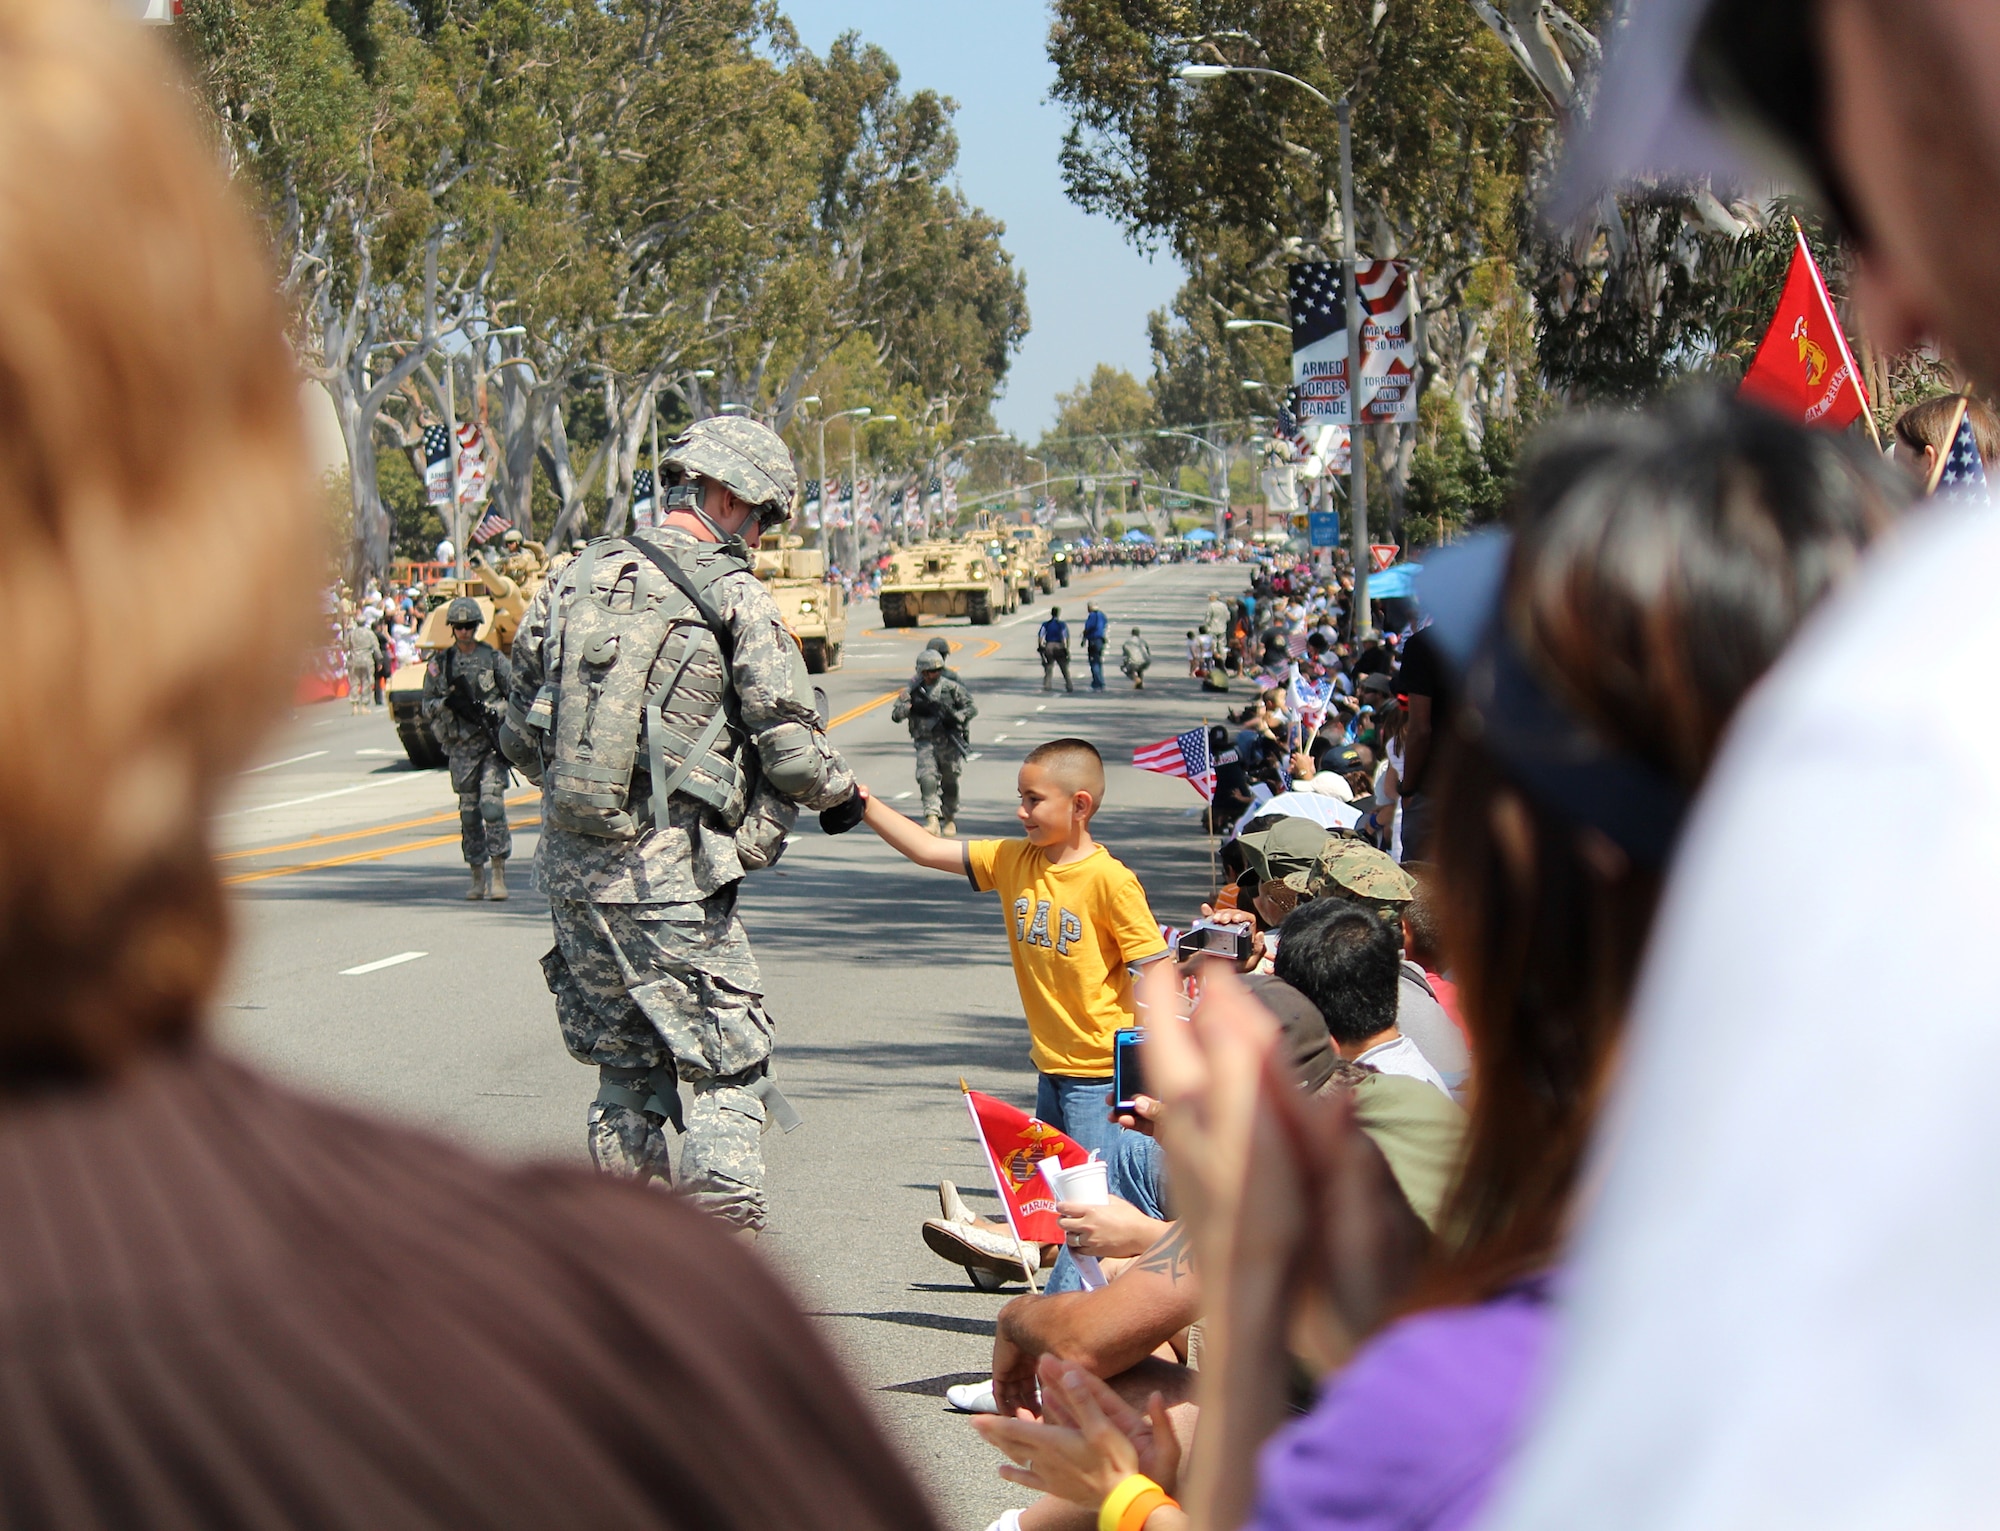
[
  {"left": 1098, "top": 1474, "right": 1159, "bottom": 1531},
  {"left": 1119, "top": 1487, "right": 1177, "bottom": 1531}
]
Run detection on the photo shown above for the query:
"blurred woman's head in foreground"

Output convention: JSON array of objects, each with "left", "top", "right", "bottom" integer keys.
[
  {"left": 1427, "top": 389, "right": 1910, "bottom": 1302},
  {"left": 0, "top": 0, "right": 315, "bottom": 1084}
]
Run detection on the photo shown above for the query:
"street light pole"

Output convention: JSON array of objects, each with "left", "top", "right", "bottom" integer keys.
[
  {"left": 1177, "top": 58, "right": 1371, "bottom": 633},
  {"left": 1339, "top": 97, "right": 1371, "bottom": 637}
]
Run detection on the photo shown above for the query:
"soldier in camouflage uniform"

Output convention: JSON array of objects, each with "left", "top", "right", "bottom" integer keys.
[
  {"left": 891, "top": 649, "right": 976, "bottom": 835},
  {"left": 420, "top": 595, "right": 513, "bottom": 900},
  {"left": 501, "top": 417, "right": 862, "bottom": 1232}
]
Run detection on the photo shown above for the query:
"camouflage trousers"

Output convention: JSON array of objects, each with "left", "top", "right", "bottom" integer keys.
[
  {"left": 913, "top": 738, "right": 965, "bottom": 823},
  {"left": 447, "top": 744, "right": 511, "bottom": 866},
  {"left": 542, "top": 891, "right": 774, "bottom": 1230}
]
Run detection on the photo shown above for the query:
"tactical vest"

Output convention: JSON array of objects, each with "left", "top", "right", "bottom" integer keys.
[{"left": 526, "top": 537, "right": 749, "bottom": 840}]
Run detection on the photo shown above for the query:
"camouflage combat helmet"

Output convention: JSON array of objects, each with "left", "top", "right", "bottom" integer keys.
[
  {"left": 925, "top": 636, "right": 952, "bottom": 659},
  {"left": 662, "top": 416, "right": 798, "bottom": 529},
  {"left": 445, "top": 596, "right": 483, "bottom": 627},
  {"left": 500, "top": 528, "right": 522, "bottom": 547},
  {"left": 1293, "top": 834, "right": 1416, "bottom": 926},
  {"left": 915, "top": 650, "right": 945, "bottom": 672}
]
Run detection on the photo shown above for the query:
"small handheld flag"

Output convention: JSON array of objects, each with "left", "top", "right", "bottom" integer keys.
[
  {"left": 1931, "top": 402, "right": 1990, "bottom": 501},
  {"left": 1740, "top": 227, "right": 1872, "bottom": 434},
  {"left": 471, "top": 510, "right": 510, "bottom": 545},
  {"left": 962, "top": 1087, "right": 1088, "bottom": 1250},
  {"left": 1133, "top": 727, "right": 1215, "bottom": 801}
]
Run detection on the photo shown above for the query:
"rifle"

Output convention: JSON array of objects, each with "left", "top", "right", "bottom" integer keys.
[{"left": 443, "top": 654, "right": 504, "bottom": 753}]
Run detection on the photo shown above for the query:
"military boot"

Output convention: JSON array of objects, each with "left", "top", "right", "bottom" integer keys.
[
  {"left": 941, "top": 819, "right": 957, "bottom": 836},
  {"left": 465, "top": 862, "right": 490, "bottom": 900},
  {"left": 924, "top": 813, "right": 941, "bottom": 835},
  {"left": 488, "top": 857, "right": 509, "bottom": 901}
]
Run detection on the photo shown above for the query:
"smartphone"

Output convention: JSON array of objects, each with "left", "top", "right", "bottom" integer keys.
[
  {"left": 1174, "top": 920, "right": 1254, "bottom": 964},
  {"left": 1112, "top": 1026, "right": 1145, "bottom": 1112}
]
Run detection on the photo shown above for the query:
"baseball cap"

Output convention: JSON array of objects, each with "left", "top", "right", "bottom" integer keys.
[{"left": 1237, "top": 816, "right": 1332, "bottom": 886}]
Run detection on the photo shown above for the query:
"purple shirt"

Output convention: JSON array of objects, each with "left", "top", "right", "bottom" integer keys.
[{"left": 1247, "top": 1275, "right": 1554, "bottom": 1531}]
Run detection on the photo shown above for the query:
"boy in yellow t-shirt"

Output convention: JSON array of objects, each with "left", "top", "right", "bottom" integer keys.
[{"left": 858, "top": 737, "right": 1169, "bottom": 1159}]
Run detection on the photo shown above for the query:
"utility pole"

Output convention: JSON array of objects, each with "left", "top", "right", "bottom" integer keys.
[{"left": 1339, "top": 97, "right": 1371, "bottom": 637}]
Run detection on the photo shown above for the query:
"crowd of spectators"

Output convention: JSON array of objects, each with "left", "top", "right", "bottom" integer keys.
[{"left": 926, "top": 388, "right": 1919, "bottom": 1531}]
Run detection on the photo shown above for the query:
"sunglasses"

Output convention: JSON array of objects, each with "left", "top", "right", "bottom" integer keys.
[{"left": 1691, "top": 0, "right": 1866, "bottom": 242}]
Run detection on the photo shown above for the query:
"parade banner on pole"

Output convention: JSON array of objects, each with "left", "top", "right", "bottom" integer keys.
[
  {"left": 1290, "top": 260, "right": 1420, "bottom": 425},
  {"left": 423, "top": 424, "right": 452, "bottom": 506}
]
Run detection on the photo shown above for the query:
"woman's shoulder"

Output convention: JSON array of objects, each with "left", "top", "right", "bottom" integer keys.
[{"left": 1254, "top": 1282, "right": 1555, "bottom": 1530}]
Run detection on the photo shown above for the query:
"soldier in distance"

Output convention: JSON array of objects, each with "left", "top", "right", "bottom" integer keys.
[
  {"left": 419, "top": 596, "right": 513, "bottom": 900},
  {"left": 891, "top": 649, "right": 976, "bottom": 836},
  {"left": 502, "top": 415, "right": 863, "bottom": 1233}
]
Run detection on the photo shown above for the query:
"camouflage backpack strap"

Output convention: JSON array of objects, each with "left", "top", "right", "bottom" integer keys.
[
  {"left": 627, "top": 536, "right": 750, "bottom": 826},
  {"left": 625, "top": 536, "right": 738, "bottom": 666}
]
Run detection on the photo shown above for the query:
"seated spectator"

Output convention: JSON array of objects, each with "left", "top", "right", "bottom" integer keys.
[
  {"left": 1273, "top": 902, "right": 1447, "bottom": 1095},
  {"left": 1399, "top": 868, "right": 1464, "bottom": 1045},
  {"left": 975, "top": 389, "right": 1907, "bottom": 1531},
  {"left": 0, "top": 10, "right": 940, "bottom": 1528}
]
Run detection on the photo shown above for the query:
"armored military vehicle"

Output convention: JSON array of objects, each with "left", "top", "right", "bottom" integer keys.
[
  {"left": 755, "top": 533, "right": 846, "bottom": 672},
  {"left": 383, "top": 551, "right": 540, "bottom": 767},
  {"left": 1005, "top": 524, "right": 1057, "bottom": 599},
  {"left": 877, "top": 537, "right": 1013, "bottom": 627}
]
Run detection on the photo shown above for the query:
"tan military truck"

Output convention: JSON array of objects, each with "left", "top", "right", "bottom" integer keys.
[
  {"left": 383, "top": 551, "right": 541, "bottom": 767},
  {"left": 877, "top": 537, "right": 1013, "bottom": 627},
  {"left": 1004, "top": 524, "right": 1057, "bottom": 600},
  {"left": 755, "top": 533, "right": 846, "bottom": 673}
]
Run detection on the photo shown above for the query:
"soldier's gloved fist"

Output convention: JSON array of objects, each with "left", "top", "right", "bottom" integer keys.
[{"left": 819, "top": 787, "right": 867, "bottom": 836}]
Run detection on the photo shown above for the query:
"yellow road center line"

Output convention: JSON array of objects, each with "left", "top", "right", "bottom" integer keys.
[
  {"left": 219, "top": 791, "right": 540, "bottom": 862},
  {"left": 828, "top": 691, "right": 902, "bottom": 729},
  {"left": 225, "top": 815, "right": 542, "bottom": 886}
]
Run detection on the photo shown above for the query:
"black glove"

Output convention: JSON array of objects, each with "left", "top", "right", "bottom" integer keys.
[{"left": 819, "top": 789, "right": 867, "bottom": 835}]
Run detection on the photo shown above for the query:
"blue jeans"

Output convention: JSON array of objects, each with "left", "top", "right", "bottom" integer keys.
[
  {"left": 1087, "top": 644, "right": 1106, "bottom": 688},
  {"left": 1044, "top": 1129, "right": 1168, "bottom": 1293},
  {"left": 1036, "top": 1072, "right": 1118, "bottom": 1160}
]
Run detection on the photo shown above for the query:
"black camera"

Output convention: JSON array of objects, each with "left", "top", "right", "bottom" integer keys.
[{"left": 1113, "top": 1027, "right": 1145, "bottom": 1111}]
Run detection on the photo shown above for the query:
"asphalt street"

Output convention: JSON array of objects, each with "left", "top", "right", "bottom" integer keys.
[{"left": 214, "top": 557, "right": 1239, "bottom": 1530}]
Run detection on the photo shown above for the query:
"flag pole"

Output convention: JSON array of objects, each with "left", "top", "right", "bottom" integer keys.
[
  {"left": 961, "top": 1084, "right": 1042, "bottom": 1296},
  {"left": 1927, "top": 397, "right": 1971, "bottom": 495},
  {"left": 1793, "top": 217, "right": 1884, "bottom": 450},
  {"left": 1204, "top": 715, "right": 1220, "bottom": 900}
]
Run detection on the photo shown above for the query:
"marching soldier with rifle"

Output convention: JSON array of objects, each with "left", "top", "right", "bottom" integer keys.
[
  {"left": 420, "top": 596, "right": 514, "bottom": 900},
  {"left": 892, "top": 649, "right": 976, "bottom": 835}
]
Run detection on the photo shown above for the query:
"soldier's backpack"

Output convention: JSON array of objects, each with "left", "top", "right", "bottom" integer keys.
[{"left": 530, "top": 537, "right": 749, "bottom": 840}]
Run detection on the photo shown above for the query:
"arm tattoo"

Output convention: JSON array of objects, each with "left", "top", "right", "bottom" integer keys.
[{"left": 1131, "top": 1222, "right": 1196, "bottom": 1284}]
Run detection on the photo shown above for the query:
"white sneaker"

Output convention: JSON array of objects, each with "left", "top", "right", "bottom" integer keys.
[{"left": 946, "top": 1379, "right": 998, "bottom": 1414}]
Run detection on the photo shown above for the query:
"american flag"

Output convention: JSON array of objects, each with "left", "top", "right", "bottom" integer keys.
[
  {"left": 1935, "top": 411, "right": 1990, "bottom": 501},
  {"left": 1133, "top": 727, "right": 1214, "bottom": 801},
  {"left": 471, "top": 510, "right": 511, "bottom": 545}
]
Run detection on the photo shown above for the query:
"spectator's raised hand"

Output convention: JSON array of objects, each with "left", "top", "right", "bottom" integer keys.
[{"left": 972, "top": 1357, "right": 1179, "bottom": 1505}]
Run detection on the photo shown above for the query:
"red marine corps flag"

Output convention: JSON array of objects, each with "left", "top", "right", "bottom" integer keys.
[
  {"left": 961, "top": 1086, "right": 1089, "bottom": 1251},
  {"left": 1740, "top": 227, "right": 1872, "bottom": 433}
]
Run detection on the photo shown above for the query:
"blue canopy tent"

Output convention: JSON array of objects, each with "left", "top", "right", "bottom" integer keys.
[
  {"left": 1367, "top": 562, "right": 1423, "bottom": 601},
  {"left": 1121, "top": 529, "right": 1155, "bottom": 543},
  {"left": 1184, "top": 527, "right": 1217, "bottom": 543}
]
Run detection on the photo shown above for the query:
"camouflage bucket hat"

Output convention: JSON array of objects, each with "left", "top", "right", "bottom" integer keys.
[
  {"left": 1293, "top": 835, "right": 1417, "bottom": 918},
  {"left": 662, "top": 416, "right": 798, "bottom": 518}
]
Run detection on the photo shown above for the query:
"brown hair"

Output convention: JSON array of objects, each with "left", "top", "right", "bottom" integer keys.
[
  {"left": 1023, "top": 738, "right": 1106, "bottom": 811},
  {"left": 1420, "top": 390, "right": 1907, "bottom": 1305},
  {"left": 1893, "top": 393, "right": 2000, "bottom": 466},
  {"left": 0, "top": 0, "right": 317, "bottom": 1084}
]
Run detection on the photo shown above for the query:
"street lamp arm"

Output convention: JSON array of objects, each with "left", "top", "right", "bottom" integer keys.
[{"left": 1176, "top": 62, "right": 1338, "bottom": 110}]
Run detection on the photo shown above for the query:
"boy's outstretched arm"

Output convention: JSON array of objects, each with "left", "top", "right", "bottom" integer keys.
[{"left": 861, "top": 789, "right": 967, "bottom": 874}]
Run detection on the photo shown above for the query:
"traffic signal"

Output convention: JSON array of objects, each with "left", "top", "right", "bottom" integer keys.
[{"left": 1223, "top": 509, "right": 1235, "bottom": 532}]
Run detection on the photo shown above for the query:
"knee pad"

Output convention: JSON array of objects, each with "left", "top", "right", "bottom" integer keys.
[{"left": 480, "top": 798, "right": 507, "bottom": 822}]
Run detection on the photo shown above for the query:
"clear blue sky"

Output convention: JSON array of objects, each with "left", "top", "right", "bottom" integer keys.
[{"left": 779, "top": 0, "right": 1182, "bottom": 440}]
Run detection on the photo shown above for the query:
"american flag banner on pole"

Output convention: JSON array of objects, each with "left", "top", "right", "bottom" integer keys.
[
  {"left": 455, "top": 422, "right": 488, "bottom": 506},
  {"left": 802, "top": 479, "right": 822, "bottom": 529},
  {"left": 471, "top": 509, "right": 511, "bottom": 545},
  {"left": 631, "top": 467, "right": 656, "bottom": 530},
  {"left": 423, "top": 424, "right": 452, "bottom": 506},
  {"left": 1133, "top": 727, "right": 1215, "bottom": 801}
]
